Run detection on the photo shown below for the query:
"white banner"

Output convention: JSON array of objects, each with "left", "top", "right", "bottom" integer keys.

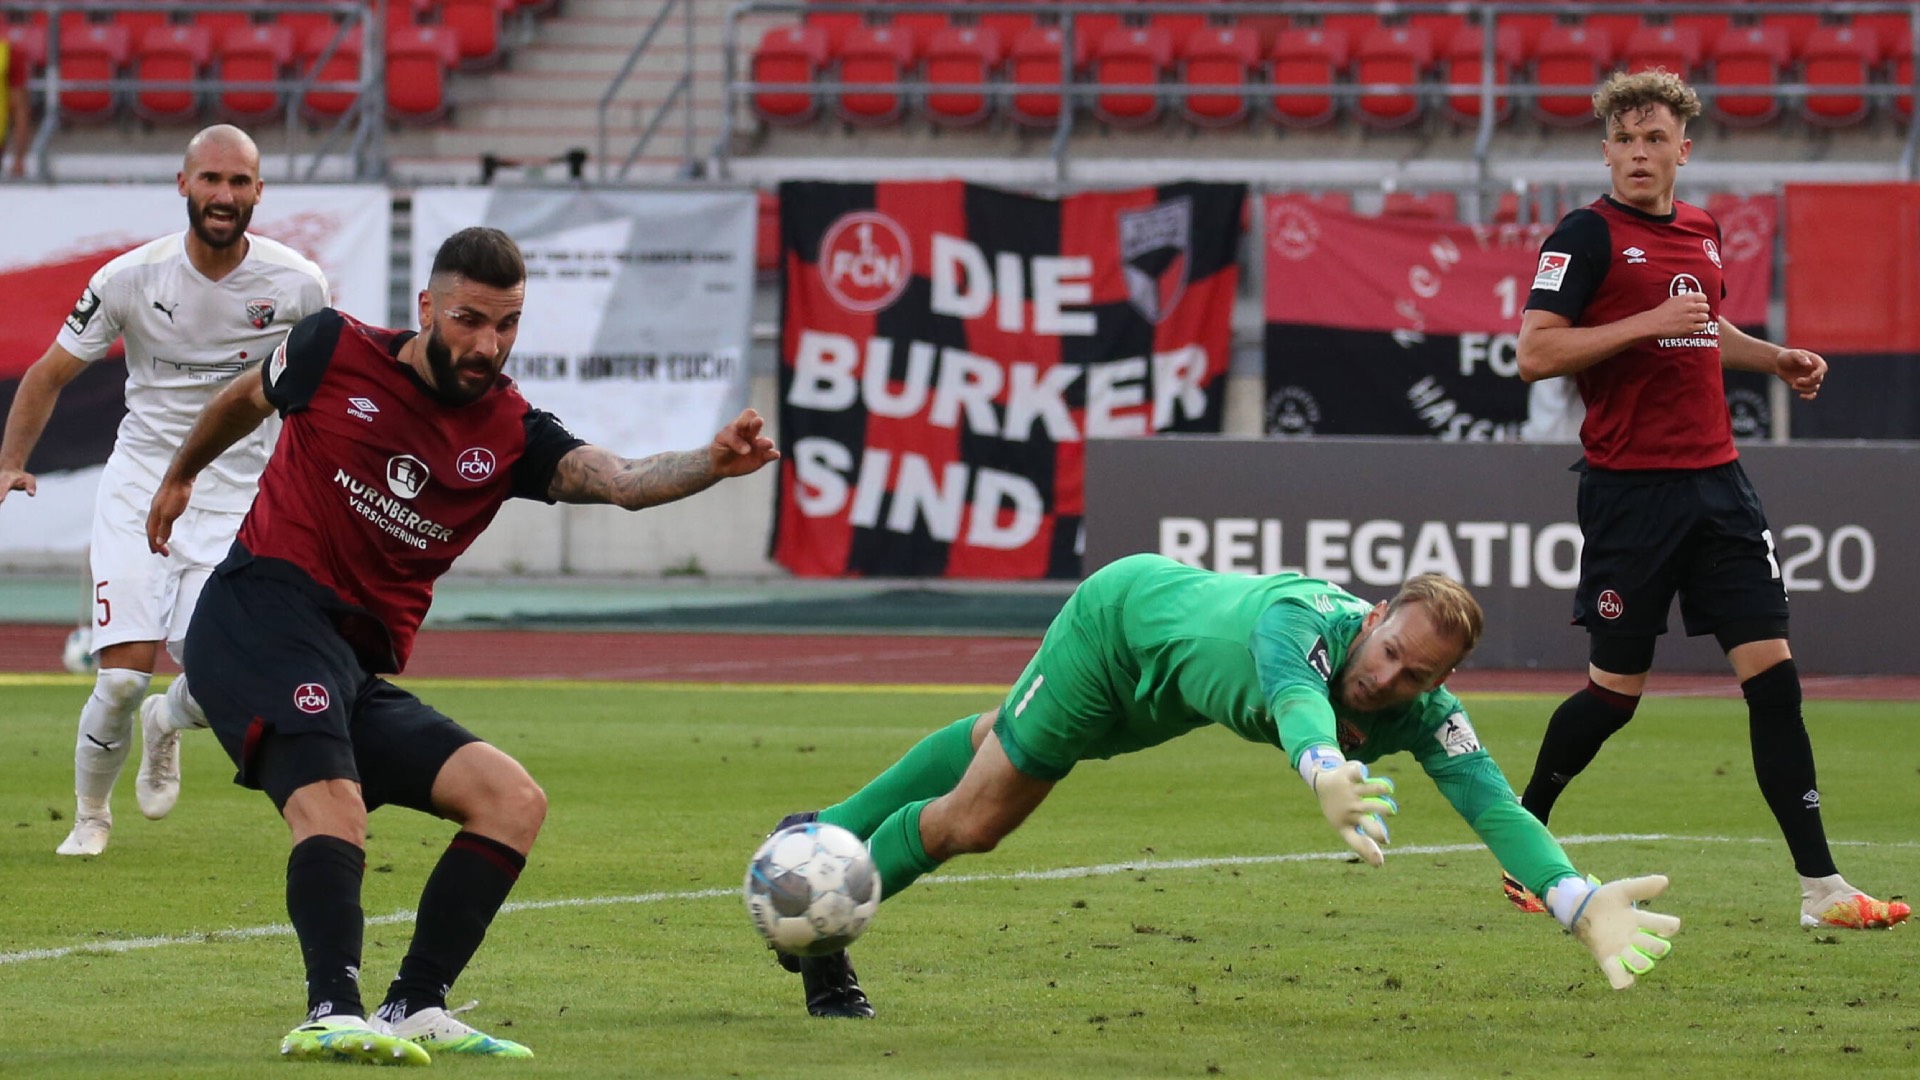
[
  {"left": 409, "top": 188, "right": 757, "bottom": 457},
  {"left": 0, "top": 185, "right": 391, "bottom": 557}
]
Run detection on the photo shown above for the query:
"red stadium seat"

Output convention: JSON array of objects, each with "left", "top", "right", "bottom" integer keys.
[
  {"left": 1710, "top": 24, "right": 1791, "bottom": 126},
  {"left": 1381, "top": 190, "right": 1457, "bottom": 221},
  {"left": 1091, "top": 25, "right": 1172, "bottom": 128},
  {"left": 968, "top": 0, "right": 1036, "bottom": 47},
  {"left": 1663, "top": 11, "right": 1732, "bottom": 53},
  {"left": 1145, "top": 6, "right": 1209, "bottom": 49},
  {"left": 802, "top": 0, "right": 864, "bottom": 54},
  {"left": 439, "top": 0, "right": 512, "bottom": 69},
  {"left": 1575, "top": 9, "right": 1646, "bottom": 55},
  {"left": 1442, "top": 23, "right": 1523, "bottom": 125},
  {"left": 1532, "top": 25, "right": 1613, "bottom": 126},
  {"left": 755, "top": 189, "right": 780, "bottom": 272},
  {"left": 3, "top": 23, "right": 48, "bottom": 75},
  {"left": 885, "top": 1, "right": 950, "bottom": 52},
  {"left": 1485, "top": 12, "right": 1554, "bottom": 54},
  {"left": 750, "top": 25, "right": 830, "bottom": 126},
  {"left": 134, "top": 24, "right": 212, "bottom": 123},
  {"left": 1492, "top": 189, "right": 1524, "bottom": 225},
  {"left": 276, "top": 5, "right": 343, "bottom": 43},
  {"left": 1747, "top": 0, "right": 1820, "bottom": 57},
  {"left": 1268, "top": 27, "right": 1347, "bottom": 128},
  {"left": 1622, "top": 24, "right": 1701, "bottom": 78},
  {"left": 923, "top": 26, "right": 1001, "bottom": 127},
  {"left": 216, "top": 24, "right": 293, "bottom": 121},
  {"left": 1008, "top": 26, "right": 1087, "bottom": 127},
  {"left": 57, "top": 24, "right": 131, "bottom": 122},
  {"left": 835, "top": 25, "right": 914, "bottom": 126},
  {"left": 296, "top": 26, "right": 361, "bottom": 122},
  {"left": 1180, "top": 25, "right": 1259, "bottom": 128},
  {"left": 386, "top": 24, "right": 458, "bottom": 122},
  {"left": 113, "top": 7, "right": 174, "bottom": 38},
  {"left": 1354, "top": 25, "right": 1433, "bottom": 129},
  {"left": 1802, "top": 25, "right": 1880, "bottom": 128},
  {"left": 193, "top": 9, "right": 256, "bottom": 37}
]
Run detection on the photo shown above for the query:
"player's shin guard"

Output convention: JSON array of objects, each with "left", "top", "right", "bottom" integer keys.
[
  {"left": 818, "top": 716, "right": 977, "bottom": 839},
  {"left": 73, "top": 668, "right": 150, "bottom": 802},
  {"left": 1743, "top": 660, "right": 1838, "bottom": 879},
  {"left": 378, "top": 832, "right": 527, "bottom": 1022},
  {"left": 868, "top": 799, "right": 940, "bottom": 901},
  {"left": 287, "top": 835, "right": 368, "bottom": 1020},
  {"left": 1520, "top": 681, "right": 1638, "bottom": 825}
]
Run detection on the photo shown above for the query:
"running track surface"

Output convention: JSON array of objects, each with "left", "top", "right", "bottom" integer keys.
[{"left": 2, "top": 623, "right": 1915, "bottom": 700}]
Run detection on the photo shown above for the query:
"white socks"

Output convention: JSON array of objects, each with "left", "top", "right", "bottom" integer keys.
[{"left": 73, "top": 668, "right": 151, "bottom": 803}]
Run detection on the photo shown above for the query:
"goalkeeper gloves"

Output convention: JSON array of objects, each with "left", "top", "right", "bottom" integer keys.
[
  {"left": 1545, "top": 874, "right": 1682, "bottom": 990},
  {"left": 1298, "top": 747, "right": 1396, "bottom": 868}
]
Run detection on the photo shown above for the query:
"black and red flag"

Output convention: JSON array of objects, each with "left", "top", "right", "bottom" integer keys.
[
  {"left": 774, "top": 179, "right": 1244, "bottom": 579},
  {"left": 0, "top": 244, "right": 130, "bottom": 474},
  {"left": 1262, "top": 195, "right": 1774, "bottom": 439}
]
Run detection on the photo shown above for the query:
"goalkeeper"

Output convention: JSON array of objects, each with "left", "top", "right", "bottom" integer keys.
[{"left": 769, "top": 554, "right": 1680, "bottom": 1019}]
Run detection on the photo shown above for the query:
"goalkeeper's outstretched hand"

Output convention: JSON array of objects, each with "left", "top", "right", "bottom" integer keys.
[
  {"left": 1547, "top": 875, "right": 1682, "bottom": 990},
  {"left": 1300, "top": 752, "right": 1396, "bottom": 868}
]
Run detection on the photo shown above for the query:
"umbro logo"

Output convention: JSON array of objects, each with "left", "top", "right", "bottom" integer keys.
[
  {"left": 348, "top": 397, "right": 379, "bottom": 422},
  {"left": 1622, "top": 247, "right": 1647, "bottom": 264},
  {"left": 1802, "top": 789, "right": 1821, "bottom": 809}
]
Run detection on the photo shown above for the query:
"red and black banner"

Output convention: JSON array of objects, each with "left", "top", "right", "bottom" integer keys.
[
  {"left": 1784, "top": 182, "right": 1920, "bottom": 439},
  {"left": 775, "top": 180, "right": 1243, "bottom": 579},
  {"left": 1262, "top": 195, "right": 1775, "bottom": 439},
  {"left": 0, "top": 242, "right": 130, "bottom": 474}
]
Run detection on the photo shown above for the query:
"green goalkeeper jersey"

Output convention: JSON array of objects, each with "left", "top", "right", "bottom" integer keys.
[{"left": 1114, "top": 556, "right": 1578, "bottom": 896}]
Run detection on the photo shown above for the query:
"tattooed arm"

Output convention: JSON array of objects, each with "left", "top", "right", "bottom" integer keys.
[{"left": 547, "top": 407, "right": 780, "bottom": 510}]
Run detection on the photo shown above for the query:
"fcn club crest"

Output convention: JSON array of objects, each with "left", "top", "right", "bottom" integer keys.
[
  {"left": 1118, "top": 198, "right": 1192, "bottom": 324},
  {"left": 245, "top": 297, "right": 277, "bottom": 330}
]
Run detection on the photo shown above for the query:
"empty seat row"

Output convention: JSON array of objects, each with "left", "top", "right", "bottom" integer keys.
[
  {"left": 750, "top": 21, "right": 1916, "bottom": 130},
  {"left": 796, "top": 3, "right": 1914, "bottom": 65},
  {"left": 6, "top": 0, "right": 515, "bottom": 69},
  {"left": 2, "top": 21, "right": 461, "bottom": 123}
]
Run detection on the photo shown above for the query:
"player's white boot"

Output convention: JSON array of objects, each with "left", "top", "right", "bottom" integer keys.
[
  {"left": 381, "top": 1002, "right": 534, "bottom": 1058},
  {"left": 134, "top": 695, "right": 182, "bottom": 820},
  {"left": 55, "top": 797, "right": 112, "bottom": 856}
]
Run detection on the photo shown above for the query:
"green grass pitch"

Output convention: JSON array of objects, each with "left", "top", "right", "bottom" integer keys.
[{"left": 1, "top": 675, "right": 1914, "bottom": 1078}]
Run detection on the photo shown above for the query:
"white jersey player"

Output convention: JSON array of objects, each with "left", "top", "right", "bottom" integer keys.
[{"left": 0, "top": 125, "right": 329, "bottom": 856}]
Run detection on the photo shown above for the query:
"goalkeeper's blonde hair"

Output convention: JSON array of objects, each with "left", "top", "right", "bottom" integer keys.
[{"left": 1388, "top": 574, "right": 1484, "bottom": 660}]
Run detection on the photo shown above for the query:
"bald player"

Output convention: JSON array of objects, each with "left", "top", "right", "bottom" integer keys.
[{"left": 0, "top": 125, "right": 330, "bottom": 855}]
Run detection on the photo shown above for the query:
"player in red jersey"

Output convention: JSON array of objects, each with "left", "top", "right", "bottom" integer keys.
[
  {"left": 146, "top": 227, "right": 779, "bottom": 1064},
  {"left": 1508, "top": 70, "right": 1905, "bottom": 932}
]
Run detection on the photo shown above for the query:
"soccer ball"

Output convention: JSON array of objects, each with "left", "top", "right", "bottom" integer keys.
[
  {"left": 743, "top": 822, "right": 881, "bottom": 957},
  {"left": 61, "top": 627, "right": 97, "bottom": 675}
]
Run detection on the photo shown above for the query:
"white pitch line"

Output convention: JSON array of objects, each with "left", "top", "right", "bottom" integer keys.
[{"left": 2, "top": 832, "right": 1910, "bottom": 968}]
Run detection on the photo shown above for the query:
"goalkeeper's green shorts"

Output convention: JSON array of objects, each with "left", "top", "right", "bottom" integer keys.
[{"left": 992, "top": 554, "right": 1201, "bottom": 781}]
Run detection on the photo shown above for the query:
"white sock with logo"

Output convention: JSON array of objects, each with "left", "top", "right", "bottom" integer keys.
[{"left": 74, "top": 668, "right": 151, "bottom": 802}]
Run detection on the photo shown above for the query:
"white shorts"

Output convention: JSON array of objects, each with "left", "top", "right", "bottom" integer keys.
[{"left": 88, "top": 476, "right": 246, "bottom": 660}]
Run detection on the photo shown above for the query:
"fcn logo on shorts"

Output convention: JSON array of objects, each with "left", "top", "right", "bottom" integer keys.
[
  {"left": 1596, "top": 590, "right": 1625, "bottom": 620},
  {"left": 294, "top": 683, "right": 331, "bottom": 713}
]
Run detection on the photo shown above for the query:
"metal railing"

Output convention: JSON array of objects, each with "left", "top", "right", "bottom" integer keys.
[
  {"left": 594, "top": 0, "right": 697, "bottom": 181},
  {"left": 8, "top": 0, "right": 386, "bottom": 181},
  {"left": 717, "top": 1, "right": 1920, "bottom": 186}
]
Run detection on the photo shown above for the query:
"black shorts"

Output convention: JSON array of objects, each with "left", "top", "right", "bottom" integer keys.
[
  {"left": 185, "top": 559, "right": 481, "bottom": 813},
  {"left": 1572, "top": 460, "right": 1791, "bottom": 639}
]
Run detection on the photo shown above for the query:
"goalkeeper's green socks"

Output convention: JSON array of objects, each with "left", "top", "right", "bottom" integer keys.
[
  {"left": 819, "top": 716, "right": 977, "bottom": 838},
  {"left": 866, "top": 798, "right": 941, "bottom": 900}
]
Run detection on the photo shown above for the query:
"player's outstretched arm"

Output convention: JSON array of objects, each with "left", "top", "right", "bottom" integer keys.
[
  {"left": 1298, "top": 748, "right": 1397, "bottom": 868},
  {"left": 147, "top": 368, "right": 275, "bottom": 555},
  {"left": 0, "top": 345, "right": 88, "bottom": 504},
  {"left": 1545, "top": 874, "right": 1682, "bottom": 990},
  {"left": 548, "top": 407, "right": 780, "bottom": 510}
]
